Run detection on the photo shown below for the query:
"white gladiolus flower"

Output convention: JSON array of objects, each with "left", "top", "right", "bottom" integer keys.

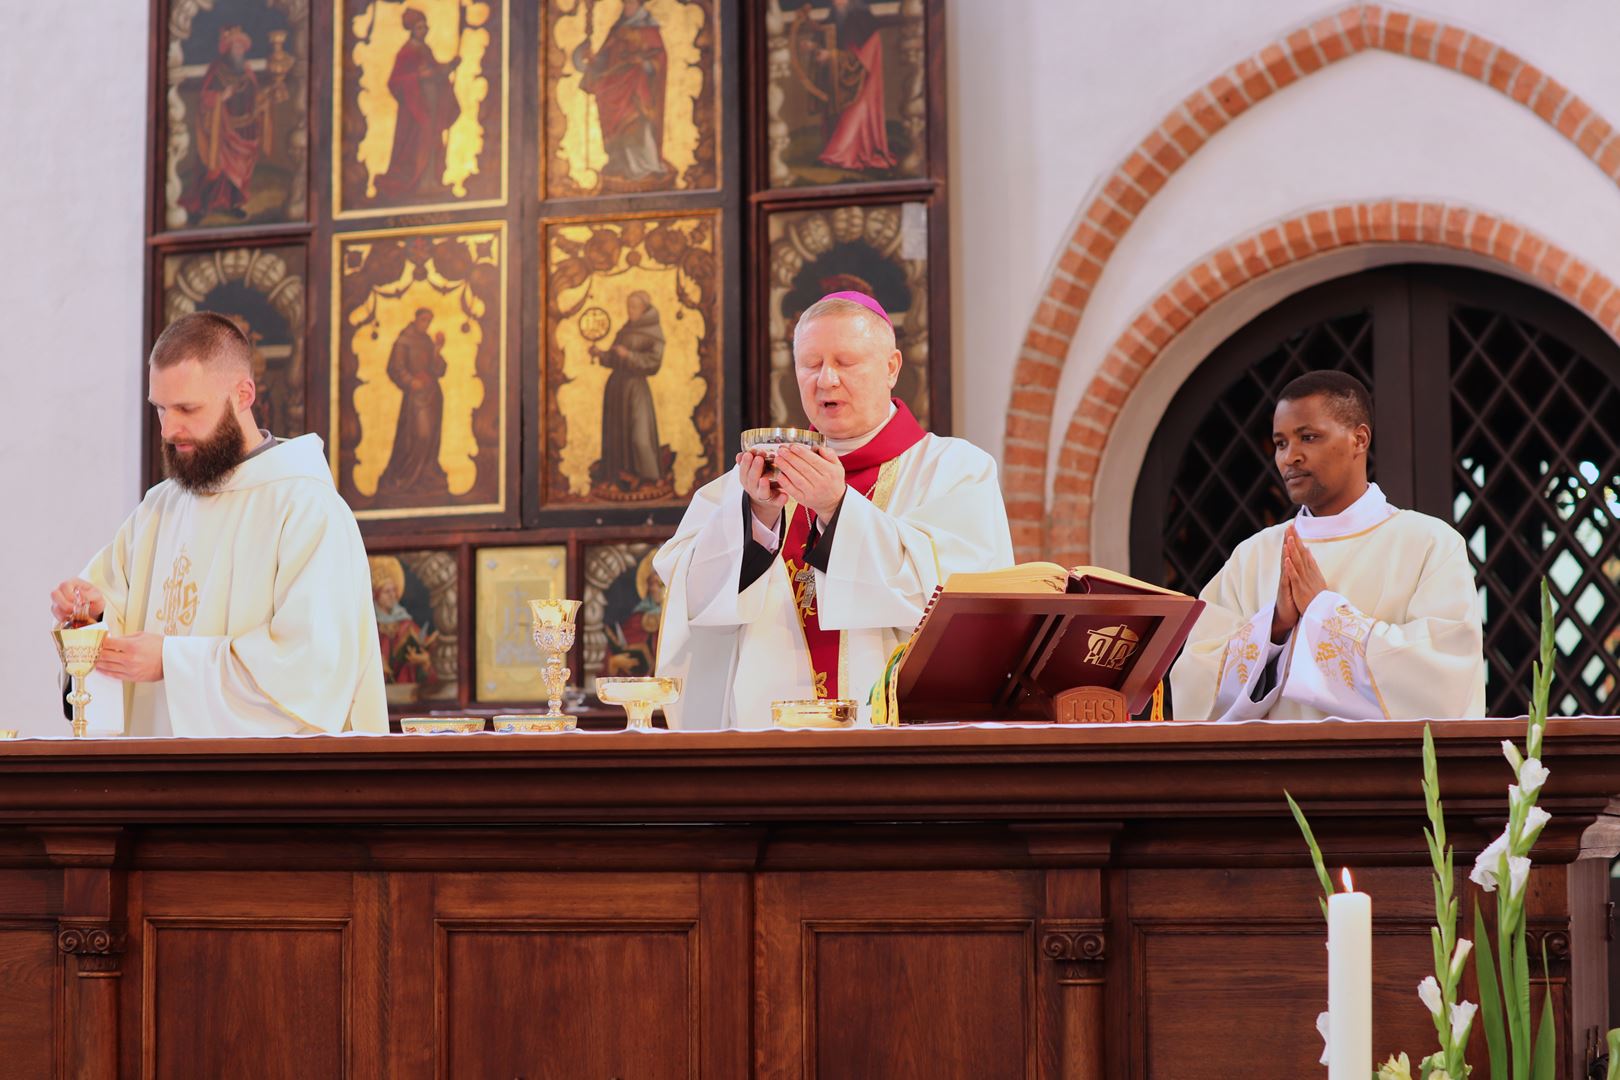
[
  {"left": 1316, "top": 1010, "right": 1331, "bottom": 1066},
  {"left": 1508, "top": 855, "right": 1531, "bottom": 900},
  {"left": 1417, "top": 975, "right": 1443, "bottom": 1017},
  {"left": 1520, "top": 805, "right": 1552, "bottom": 848},
  {"left": 1470, "top": 830, "right": 1510, "bottom": 891},
  {"left": 1508, "top": 783, "right": 1526, "bottom": 810},
  {"left": 1449, "top": 1000, "right": 1477, "bottom": 1045},
  {"left": 1449, "top": 938, "right": 1473, "bottom": 982},
  {"left": 1502, "top": 740, "right": 1524, "bottom": 773},
  {"left": 1516, "top": 757, "right": 1549, "bottom": 795}
]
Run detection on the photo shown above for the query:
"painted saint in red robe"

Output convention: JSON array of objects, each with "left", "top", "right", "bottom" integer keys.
[
  {"left": 816, "top": 0, "right": 897, "bottom": 172},
  {"left": 375, "top": 8, "right": 460, "bottom": 201},
  {"left": 572, "top": 0, "right": 673, "bottom": 190},
  {"left": 180, "top": 26, "right": 267, "bottom": 219}
]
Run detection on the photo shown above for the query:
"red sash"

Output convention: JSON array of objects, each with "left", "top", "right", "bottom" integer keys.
[{"left": 781, "top": 400, "right": 927, "bottom": 699}]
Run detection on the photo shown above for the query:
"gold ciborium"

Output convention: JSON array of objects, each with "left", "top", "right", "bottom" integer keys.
[
  {"left": 51, "top": 625, "right": 108, "bottom": 739},
  {"left": 529, "top": 598, "right": 582, "bottom": 725},
  {"left": 595, "top": 676, "right": 682, "bottom": 731}
]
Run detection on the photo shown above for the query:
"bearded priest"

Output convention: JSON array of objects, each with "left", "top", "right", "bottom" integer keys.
[
  {"left": 1169, "top": 371, "right": 1485, "bottom": 722},
  {"left": 655, "top": 292, "right": 1014, "bottom": 728},
  {"left": 47, "top": 313, "right": 386, "bottom": 737}
]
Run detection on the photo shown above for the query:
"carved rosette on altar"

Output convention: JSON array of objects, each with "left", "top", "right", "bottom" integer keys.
[
  {"left": 333, "top": 222, "right": 507, "bottom": 520},
  {"left": 767, "top": 202, "right": 931, "bottom": 427},
  {"left": 161, "top": 0, "right": 310, "bottom": 230},
  {"left": 335, "top": 0, "right": 508, "bottom": 218},
  {"left": 541, "top": 0, "right": 720, "bottom": 199},
  {"left": 541, "top": 212, "right": 722, "bottom": 509}
]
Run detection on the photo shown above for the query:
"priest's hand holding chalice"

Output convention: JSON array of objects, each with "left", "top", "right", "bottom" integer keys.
[{"left": 48, "top": 579, "right": 110, "bottom": 738}]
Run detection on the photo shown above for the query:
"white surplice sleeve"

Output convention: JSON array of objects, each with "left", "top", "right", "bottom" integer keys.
[
  {"left": 1169, "top": 545, "right": 1294, "bottom": 722},
  {"left": 159, "top": 488, "right": 387, "bottom": 736},
  {"left": 815, "top": 440, "right": 1015, "bottom": 632},
  {"left": 654, "top": 469, "right": 784, "bottom": 730},
  {"left": 1282, "top": 535, "right": 1485, "bottom": 719}
]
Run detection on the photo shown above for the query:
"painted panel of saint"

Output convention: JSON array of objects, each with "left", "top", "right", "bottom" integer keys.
[
  {"left": 580, "top": 541, "right": 666, "bottom": 686},
  {"left": 368, "top": 549, "right": 460, "bottom": 707},
  {"left": 542, "top": 213, "right": 722, "bottom": 507},
  {"left": 542, "top": 0, "right": 718, "bottom": 197},
  {"left": 763, "top": 0, "right": 926, "bottom": 188},
  {"left": 337, "top": 0, "right": 507, "bottom": 217},
  {"left": 334, "top": 223, "right": 506, "bottom": 519},
  {"left": 766, "top": 201, "right": 930, "bottom": 427},
  {"left": 162, "top": 1, "right": 309, "bottom": 229},
  {"left": 474, "top": 545, "right": 568, "bottom": 702},
  {"left": 160, "top": 246, "right": 308, "bottom": 442}
]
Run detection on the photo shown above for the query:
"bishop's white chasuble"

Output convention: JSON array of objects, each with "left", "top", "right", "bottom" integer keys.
[
  {"left": 80, "top": 434, "right": 387, "bottom": 737},
  {"left": 1169, "top": 484, "right": 1486, "bottom": 722},
  {"left": 655, "top": 403, "right": 1015, "bottom": 729}
]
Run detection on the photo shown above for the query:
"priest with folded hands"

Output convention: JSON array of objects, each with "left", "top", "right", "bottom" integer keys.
[
  {"left": 1170, "top": 371, "right": 1485, "bottom": 722},
  {"left": 654, "top": 292, "right": 1015, "bottom": 728}
]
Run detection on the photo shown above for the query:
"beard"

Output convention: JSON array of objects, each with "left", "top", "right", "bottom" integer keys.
[{"left": 163, "top": 407, "right": 248, "bottom": 493}]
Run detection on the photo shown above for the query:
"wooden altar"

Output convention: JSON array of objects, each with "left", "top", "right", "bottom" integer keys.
[{"left": 0, "top": 719, "right": 1615, "bottom": 1079}]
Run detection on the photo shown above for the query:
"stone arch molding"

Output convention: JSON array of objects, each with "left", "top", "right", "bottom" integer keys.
[
  {"left": 1002, "top": 1, "right": 1620, "bottom": 560},
  {"left": 1044, "top": 200, "right": 1620, "bottom": 569}
]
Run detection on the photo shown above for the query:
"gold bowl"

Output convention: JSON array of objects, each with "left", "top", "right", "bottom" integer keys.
[
  {"left": 596, "top": 676, "right": 682, "bottom": 731},
  {"left": 771, "top": 698, "right": 860, "bottom": 728},
  {"left": 491, "top": 715, "right": 577, "bottom": 734},
  {"left": 400, "top": 717, "right": 485, "bottom": 734},
  {"left": 0, "top": 730, "right": 18, "bottom": 740}
]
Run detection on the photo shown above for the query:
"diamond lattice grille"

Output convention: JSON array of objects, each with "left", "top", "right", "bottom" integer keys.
[
  {"left": 1449, "top": 306, "right": 1620, "bottom": 717},
  {"left": 1161, "top": 312, "right": 1375, "bottom": 594}
]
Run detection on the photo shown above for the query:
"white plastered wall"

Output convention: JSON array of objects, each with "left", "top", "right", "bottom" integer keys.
[
  {"left": 0, "top": 5, "right": 149, "bottom": 735},
  {"left": 947, "top": 0, "right": 1620, "bottom": 554}
]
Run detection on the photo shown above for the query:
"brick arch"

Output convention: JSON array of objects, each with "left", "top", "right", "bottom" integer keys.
[
  {"left": 1003, "top": 1, "right": 1620, "bottom": 558},
  {"left": 1043, "top": 199, "right": 1620, "bottom": 567}
]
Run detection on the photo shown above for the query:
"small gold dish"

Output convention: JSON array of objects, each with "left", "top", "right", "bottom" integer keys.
[
  {"left": 0, "top": 730, "right": 18, "bottom": 740},
  {"left": 771, "top": 698, "right": 859, "bottom": 728},
  {"left": 491, "top": 714, "right": 577, "bottom": 734},
  {"left": 400, "top": 717, "right": 485, "bottom": 734}
]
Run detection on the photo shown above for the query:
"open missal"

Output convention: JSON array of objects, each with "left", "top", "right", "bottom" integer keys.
[{"left": 889, "top": 563, "right": 1205, "bottom": 722}]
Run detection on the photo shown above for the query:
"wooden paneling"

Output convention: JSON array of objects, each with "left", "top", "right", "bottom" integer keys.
[
  {"left": 145, "top": 921, "right": 347, "bottom": 1080},
  {"left": 812, "top": 925, "right": 1033, "bottom": 1080},
  {"left": 0, "top": 723, "right": 1613, "bottom": 1079},
  {"left": 757, "top": 870, "right": 1041, "bottom": 1078},
  {"left": 442, "top": 923, "right": 695, "bottom": 1077},
  {"left": 1134, "top": 924, "right": 1437, "bottom": 1079},
  {"left": 0, "top": 927, "right": 58, "bottom": 1080}
]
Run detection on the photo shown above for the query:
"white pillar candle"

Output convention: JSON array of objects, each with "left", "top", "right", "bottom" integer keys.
[{"left": 1327, "top": 869, "right": 1372, "bottom": 1079}]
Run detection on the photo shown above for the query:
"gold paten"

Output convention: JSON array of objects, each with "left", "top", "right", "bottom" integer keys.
[
  {"left": 771, "top": 698, "right": 858, "bottom": 728},
  {"left": 400, "top": 717, "right": 485, "bottom": 734},
  {"left": 490, "top": 715, "right": 576, "bottom": 733}
]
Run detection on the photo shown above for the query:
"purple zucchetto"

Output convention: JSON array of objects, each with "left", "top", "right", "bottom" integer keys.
[{"left": 817, "top": 290, "right": 892, "bottom": 325}]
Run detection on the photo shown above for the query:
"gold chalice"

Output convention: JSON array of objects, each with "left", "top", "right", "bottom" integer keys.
[
  {"left": 595, "top": 676, "right": 682, "bottom": 731},
  {"left": 528, "top": 598, "right": 582, "bottom": 726},
  {"left": 51, "top": 625, "right": 108, "bottom": 739}
]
